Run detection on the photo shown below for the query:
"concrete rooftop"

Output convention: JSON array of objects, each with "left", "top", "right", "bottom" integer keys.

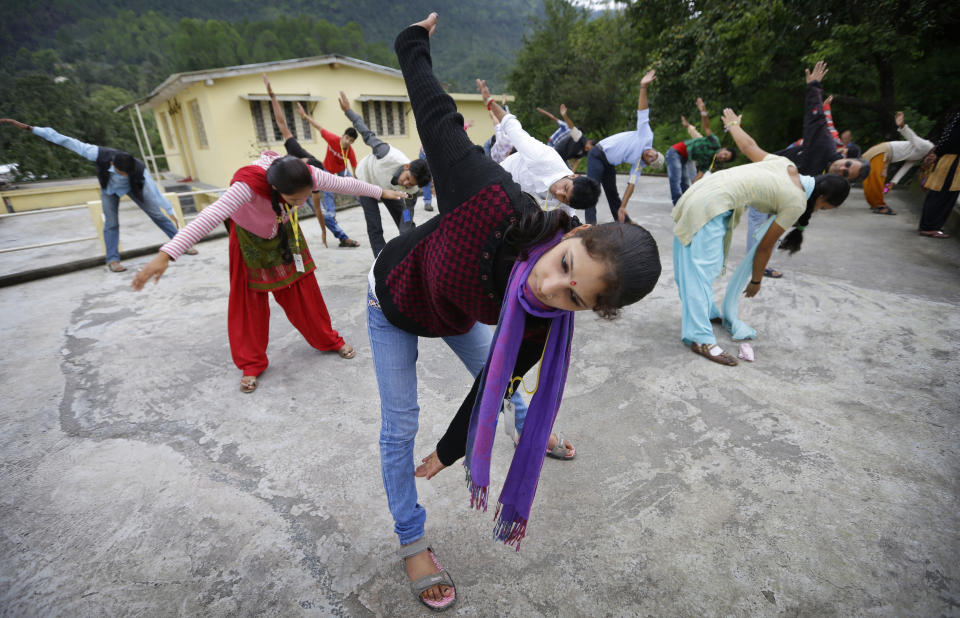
[{"left": 1, "top": 175, "right": 958, "bottom": 615}]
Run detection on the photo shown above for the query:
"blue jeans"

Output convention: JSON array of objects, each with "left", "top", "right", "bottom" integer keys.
[
  {"left": 320, "top": 171, "right": 351, "bottom": 241},
  {"left": 367, "top": 290, "right": 526, "bottom": 544},
  {"left": 419, "top": 150, "right": 433, "bottom": 205},
  {"left": 101, "top": 190, "right": 178, "bottom": 263},
  {"left": 585, "top": 147, "right": 631, "bottom": 224},
  {"left": 666, "top": 148, "right": 691, "bottom": 205}
]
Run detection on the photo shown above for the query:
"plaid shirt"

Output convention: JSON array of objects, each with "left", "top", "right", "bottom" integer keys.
[{"left": 684, "top": 134, "right": 722, "bottom": 170}]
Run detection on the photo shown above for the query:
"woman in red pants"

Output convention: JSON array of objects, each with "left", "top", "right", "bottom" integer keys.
[{"left": 133, "top": 152, "right": 406, "bottom": 392}]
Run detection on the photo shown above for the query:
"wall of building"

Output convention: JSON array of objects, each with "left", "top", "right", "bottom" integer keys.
[{"left": 146, "top": 63, "right": 500, "bottom": 188}]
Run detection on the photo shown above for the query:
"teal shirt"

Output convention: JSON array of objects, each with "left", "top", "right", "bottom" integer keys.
[{"left": 684, "top": 134, "right": 722, "bottom": 171}]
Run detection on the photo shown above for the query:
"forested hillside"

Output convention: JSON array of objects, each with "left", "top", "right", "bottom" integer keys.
[{"left": 0, "top": 1, "right": 539, "bottom": 180}]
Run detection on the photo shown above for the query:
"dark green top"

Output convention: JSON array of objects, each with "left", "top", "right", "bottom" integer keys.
[{"left": 684, "top": 134, "right": 722, "bottom": 170}]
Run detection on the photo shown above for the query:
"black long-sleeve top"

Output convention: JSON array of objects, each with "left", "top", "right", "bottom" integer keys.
[{"left": 774, "top": 80, "right": 842, "bottom": 175}]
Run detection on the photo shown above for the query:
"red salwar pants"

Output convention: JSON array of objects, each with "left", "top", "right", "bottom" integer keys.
[{"left": 228, "top": 224, "right": 345, "bottom": 375}]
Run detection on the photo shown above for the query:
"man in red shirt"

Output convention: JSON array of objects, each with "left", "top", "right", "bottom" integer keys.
[{"left": 298, "top": 103, "right": 362, "bottom": 247}]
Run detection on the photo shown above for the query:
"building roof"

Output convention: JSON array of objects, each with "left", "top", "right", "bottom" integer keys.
[{"left": 116, "top": 54, "right": 511, "bottom": 112}]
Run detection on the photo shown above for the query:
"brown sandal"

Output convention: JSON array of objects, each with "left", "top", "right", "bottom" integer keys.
[
  {"left": 108, "top": 261, "right": 127, "bottom": 273},
  {"left": 337, "top": 344, "right": 356, "bottom": 359},
  {"left": 691, "top": 342, "right": 738, "bottom": 366},
  {"left": 240, "top": 375, "right": 258, "bottom": 393}
]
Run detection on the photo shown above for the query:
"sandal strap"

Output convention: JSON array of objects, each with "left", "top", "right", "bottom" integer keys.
[
  {"left": 397, "top": 537, "right": 430, "bottom": 559},
  {"left": 409, "top": 570, "right": 454, "bottom": 596}
]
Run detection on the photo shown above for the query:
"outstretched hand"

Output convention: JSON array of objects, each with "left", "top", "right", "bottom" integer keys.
[
  {"left": 338, "top": 91, "right": 351, "bottom": 113},
  {"left": 414, "top": 451, "right": 448, "bottom": 480},
  {"left": 131, "top": 252, "right": 171, "bottom": 291},
  {"left": 824, "top": 94, "right": 834, "bottom": 107},
  {"left": 895, "top": 111, "right": 905, "bottom": 128},
  {"left": 680, "top": 115, "right": 690, "bottom": 128},
  {"left": 412, "top": 12, "right": 438, "bottom": 37},
  {"left": 696, "top": 97, "right": 706, "bottom": 112},
  {"left": 262, "top": 73, "right": 274, "bottom": 95},
  {"left": 559, "top": 103, "right": 567, "bottom": 116},
  {"left": 0, "top": 118, "right": 31, "bottom": 131},
  {"left": 640, "top": 69, "right": 656, "bottom": 87},
  {"left": 382, "top": 189, "right": 407, "bottom": 200},
  {"left": 476, "top": 78, "right": 491, "bottom": 100},
  {"left": 806, "top": 60, "right": 828, "bottom": 84},
  {"left": 296, "top": 102, "right": 309, "bottom": 119},
  {"left": 721, "top": 108, "right": 742, "bottom": 128}
]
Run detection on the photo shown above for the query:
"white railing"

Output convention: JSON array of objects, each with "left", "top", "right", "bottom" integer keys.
[{"left": 0, "top": 188, "right": 226, "bottom": 255}]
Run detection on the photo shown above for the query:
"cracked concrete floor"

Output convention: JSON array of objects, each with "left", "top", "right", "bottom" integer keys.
[{"left": 1, "top": 176, "right": 958, "bottom": 616}]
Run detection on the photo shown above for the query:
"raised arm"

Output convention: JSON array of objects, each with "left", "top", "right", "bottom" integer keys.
[
  {"left": 296, "top": 102, "right": 325, "bottom": 133},
  {"left": 263, "top": 74, "right": 293, "bottom": 141},
  {"left": 722, "top": 108, "right": 768, "bottom": 162},
  {"left": 696, "top": 98, "right": 712, "bottom": 136},
  {"left": 681, "top": 115, "right": 703, "bottom": 139},
  {"left": 478, "top": 79, "right": 507, "bottom": 123},
  {"left": 536, "top": 107, "right": 559, "bottom": 123},
  {"left": 637, "top": 69, "right": 655, "bottom": 111},
  {"left": 559, "top": 104, "right": 575, "bottom": 130},
  {"left": 2, "top": 119, "right": 99, "bottom": 161}
]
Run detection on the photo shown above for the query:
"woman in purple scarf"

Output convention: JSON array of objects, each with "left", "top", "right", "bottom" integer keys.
[{"left": 369, "top": 13, "right": 661, "bottom": 611}]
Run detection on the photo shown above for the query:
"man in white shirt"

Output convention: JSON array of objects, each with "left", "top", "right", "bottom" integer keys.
[
  {"left": 477, "top": 80, "right": 600, "bottom": 217},
  {"left": 586, "top": 69, "right": 664, "bottom": 224},
  {"left": 340, "top": 92, "right": 431, "bottom": 256}
]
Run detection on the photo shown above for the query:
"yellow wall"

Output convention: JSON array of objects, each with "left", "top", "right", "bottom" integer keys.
[{"left": 147, "top": 63, "right": 501, "bottom": 188}]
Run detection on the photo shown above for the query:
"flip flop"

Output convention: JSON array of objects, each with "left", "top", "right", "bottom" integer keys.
[
  {"left": 919, "top": 230, "right": 950, "bottom": 239},
  {"left": 108, "top": 261, "right": 127, "bottom": 273},
  {"left": 763, "top": 268, "right": 783, "bottom": 278},
  {"left": 240, "top": 375, "right": 258, "bottom": 393},
  {"left": 337, "top": 344, "right": 356, "bottom": 359},
  {"left": 545, "top": 431, "right": 575, "bottom": 460},
  {"left": 338, "top": 238, "right": 360, "bottom": 247},
  {"left": 871, "top": 206, "right": 896, "bottom": 215}
]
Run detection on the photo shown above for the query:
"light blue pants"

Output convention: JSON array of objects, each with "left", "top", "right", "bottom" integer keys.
[
  {"left": 367, "top": 289, "right": 527, "bottom": 544},
  {"left": 674, "top": 212, "right": 772, "bottom": 347}
]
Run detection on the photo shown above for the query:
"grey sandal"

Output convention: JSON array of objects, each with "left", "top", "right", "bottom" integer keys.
[
  {"left": 546, "top": 431, "right": 575, "bottom": 460},
  {"left": 397, "top": 537, "right": 456, "bottom": 612}
]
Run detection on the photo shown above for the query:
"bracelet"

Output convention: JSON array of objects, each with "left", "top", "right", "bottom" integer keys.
[
  {"left": 796, "top": 225, "right": 806, "bottom": 231},
  {"left": 700, "top": 111, "right": 708, "bottom": 116},
  {"left": 484, "top": 97, "right": 493, "bottom": 109},
  {"left": 724, "top": 121, "right": 740, "bottom": 128},
  {"left": 750, "top": 279, "right": 762, "bottom": 285}
]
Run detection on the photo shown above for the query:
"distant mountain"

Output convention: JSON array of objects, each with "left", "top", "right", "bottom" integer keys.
[{"left": 2, "top": 0, "right": 542, "bottom": 92}]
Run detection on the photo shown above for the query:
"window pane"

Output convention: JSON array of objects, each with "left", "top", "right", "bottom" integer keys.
[
  {"left": 251, "top": 101, "right": 267, "bottom": 143},
  {"left": 386, "top": 101, "right": 395, "bottom": 136},
  {"left": 299, "top": 101, "right": 312, "bottom": 140},
  {"left": 398, "top": 104, "right": 406, "bottom": 136},
  {"left": 283, "top": 101, "right": 297, "bottom": 140},
  {"left": 189, "top": 99, "right": 208, "bottom": 148}
]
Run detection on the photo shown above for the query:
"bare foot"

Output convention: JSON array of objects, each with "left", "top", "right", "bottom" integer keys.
[
  {"left": 412, "top": 12, "right": 438, "bottom": 37},
  {"left": 546, "top": 432, "right": 575, "bottom": 458},
  {"left": 414, "top": 451, "right": 447, "bottom": 480},
  {"left": 403, "top": 545, "right": 452, "bottom": 603}
]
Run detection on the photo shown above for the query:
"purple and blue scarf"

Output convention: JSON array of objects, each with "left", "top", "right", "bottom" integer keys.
[{"left": 464, "top": 233, "right": 574, "bottom": 549}]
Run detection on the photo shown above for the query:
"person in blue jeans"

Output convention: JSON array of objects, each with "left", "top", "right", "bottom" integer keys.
[
  {"left": 1, "top": 117, "right": 193, "bottom": 272},
  {"left": 418, "top": 147, "right": 434, "bottom": 211},
  {"left": 369, "top": 15, "right": 661, "bottom": 610}
]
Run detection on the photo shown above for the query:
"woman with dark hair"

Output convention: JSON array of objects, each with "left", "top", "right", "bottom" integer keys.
[
  {"left": 371, "top": 14, "right": 661, "bottom": 612},
  {"left": 132, "top": 152, "right": 406, "bottom": 392},
  {"left": 672, "top": 107, "right": 849, "bottom": 366}
]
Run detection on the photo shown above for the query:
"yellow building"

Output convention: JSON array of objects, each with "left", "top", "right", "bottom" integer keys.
[{"left": 119, "top": 55, "right": 508, "bottom": 189}]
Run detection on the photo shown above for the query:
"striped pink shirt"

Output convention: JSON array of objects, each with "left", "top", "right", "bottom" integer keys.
[{"left": 161, "top": 151, "right": 382, "bottom": 259}]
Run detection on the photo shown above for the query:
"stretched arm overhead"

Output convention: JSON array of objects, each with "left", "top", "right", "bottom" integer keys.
[
  {"left": 339, "top": 91, "right": 390, "bottom": 159},
  {"left": 722, "top": 108, "right": 768, "bottom": 162},
  {"left": 681, "top": 115, "right": 703, "bottom": 139},
  {"left": 536, "top": 107, "right": 559, "bottom": 123},
  {"left": 263, "top": 74, "right": 293, "bottom": 141},
  {"left": 696, "top": 98, "right": 712, "bottom": 136},
  {"left": 296, "top": 102, "right": 325, "bottom": 133},
  {"left": 637, "top": 69, "right": 655, "bottom": 111},
  {"left": 2, "top": 119, "right": 98, "bottom": 161},
  {"left": 477, "top": 79, "right": 508, "bottom": 124},
  {"left": 559, "top": 104, "right": 574, "bottom": 129}
]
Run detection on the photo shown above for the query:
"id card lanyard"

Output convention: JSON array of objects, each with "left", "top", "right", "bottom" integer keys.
[{"left": 282, "top": 202, "right": 305, "bottom": 272}]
